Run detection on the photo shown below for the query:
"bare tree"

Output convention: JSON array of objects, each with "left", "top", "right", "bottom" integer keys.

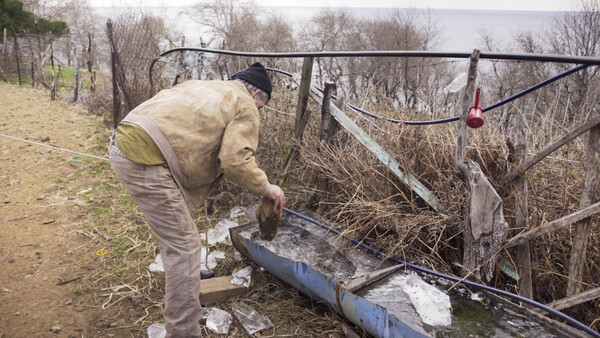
[{"left": 546, "top": 0, "right": 600, "bottom": 126}]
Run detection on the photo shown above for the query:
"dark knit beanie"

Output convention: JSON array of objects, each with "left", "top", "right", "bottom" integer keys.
[{"left": 232, "top": 62, "right": 273, "bottom": 100}]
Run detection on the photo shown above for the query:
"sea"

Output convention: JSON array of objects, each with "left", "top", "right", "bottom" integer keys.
[{"left": 95, "top": 6, "right": 559, "bottom": 52}]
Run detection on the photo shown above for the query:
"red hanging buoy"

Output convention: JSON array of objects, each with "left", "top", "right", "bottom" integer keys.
[{"left": 467, "top": 88, "right": 484, "bottom": 128}]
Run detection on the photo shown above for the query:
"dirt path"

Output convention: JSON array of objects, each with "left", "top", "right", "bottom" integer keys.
[{"left": 0, "top": 82, "right": 116, "bottom": 337}]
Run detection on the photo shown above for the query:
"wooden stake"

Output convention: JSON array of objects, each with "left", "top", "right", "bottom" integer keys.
[
  {"left": 508, "top": 116, "right": 533, "bottom": 300},
  {"left": 567, "top": 123, "right": 600, "bottom": 296},
  {"left": 315, "top": 82, "right": 337, "bottom": 212},
  {"left": 50, "top": 44, "right": 56, "bottom": 100},
  {"left": 456, "top": 49, "right": 507, "bottom": 282},
  {"left": 74, "top": 59, "right": 79, "bottom": 102},
  {"left": 294, "top": 57, "right": 314, "bottom": 135},
  {"left": 279, "top": 57, "right": 314, "bottom": 185},
  {"left": 456, "top": 49, "right": 480, "bottom": 167},
  {"left": 13, "top": 30, "right": 21, "bottom": 86},
  {"left": 87, "top": 33, "right": 95, "bottom": 112},
  {"left": 30, "top": 61, "right": 34, "bottom": 87}
]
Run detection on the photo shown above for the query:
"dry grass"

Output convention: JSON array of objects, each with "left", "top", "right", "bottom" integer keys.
[{"left": 256, "top": 81, "right": 599, "bottom": 328}]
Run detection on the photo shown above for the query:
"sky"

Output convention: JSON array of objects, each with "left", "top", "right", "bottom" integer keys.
[{"left": 89, "top": 0, "right": 575, "bottom": 11}]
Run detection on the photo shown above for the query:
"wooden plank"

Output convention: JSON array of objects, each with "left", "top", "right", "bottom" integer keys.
[
  {"left": 505, "top": 201, "right": 600, "bottom": 249},
  {"left": 567, "top": 123, "right": 600, "bottom": 296},
  {"left": 547, "top": 286, "right": 600, "bottom": 311},
  {"left": 308, "top": 86, "right": 447, "bottom": 215},
  {"left": 505, "top": 113, "right": 600, "bottom": 183},
  {"left": 200, "top": 276, "right": 249, "bottom": 305},
  {"left": 342, "top": 264, "right": 404, "bottom": 293}
]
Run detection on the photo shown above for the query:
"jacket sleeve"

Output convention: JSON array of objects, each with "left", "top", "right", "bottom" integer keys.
[{"left": 218, "top": 106, "right": 269, "bottom": 196}]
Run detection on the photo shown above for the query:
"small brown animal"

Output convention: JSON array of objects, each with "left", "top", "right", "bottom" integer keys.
[{"left": 256, "top": 198, "right": 281, "bottom": 241}]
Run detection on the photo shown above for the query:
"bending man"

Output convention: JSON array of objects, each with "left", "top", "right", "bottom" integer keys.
[{"left": 108, "top": 62, "right": 285, "bottom": 337}]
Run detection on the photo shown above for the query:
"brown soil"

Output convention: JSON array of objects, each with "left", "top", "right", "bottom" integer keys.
[{"left": 0, "top": 82, "right": 115, "bottom": 337}]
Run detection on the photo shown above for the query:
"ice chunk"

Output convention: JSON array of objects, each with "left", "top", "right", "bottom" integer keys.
[
  {"left": 231, "top": 302, "right": 272, "bottom": 335},
  {"left": 147, "top": 323, "right": 166, "bottom": 338},
  {"left": 398, "top": 272, "right": 452, "bottom": 326},
  {"left": 231, "top": 266, "right": 252, "bottom": 287},
  {"left": 148, "top": 254, "right": 164, "bottom": 272},
  {"left": 204, "top": 308, "right": 233, "bottom": 335},
  {"left": 206, "top": 250, "right": 226, "bottom": 270},
  {"left": 471, "top": 292, "right": 483, "bottom": 301},
  {"left": 207, "top": 219, "right": 239, "bottom": 245},
  {"left": 229, "top": 206, "right": 247, "bottom": 219}
]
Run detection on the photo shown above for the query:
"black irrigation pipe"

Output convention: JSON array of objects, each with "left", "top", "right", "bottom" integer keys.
[
  {"left": 152, "top": 47, "right": 600, "bottom": 65},
  {"left": 312, "top": 63, "right": 590, "bottom": 125},
  {"left": 283, "top": 207, "right": 600, "bottom": 338},
  {"left": 151, "top": 48, "right": 594, "bottom": 126}
]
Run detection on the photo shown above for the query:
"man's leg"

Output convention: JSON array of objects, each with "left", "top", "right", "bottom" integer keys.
[{"left": 108, "top": 142, "right": 202, "bottom": 338}]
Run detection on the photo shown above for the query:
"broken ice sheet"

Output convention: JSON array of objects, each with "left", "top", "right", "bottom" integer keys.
[
  {"left": 148, "top": 254, "right": 164, "bottom": 272},
  {"left": 229, "top": 206, "right": 247, "bottom": 219},
  {"left": 231, "top": 302, "right": 272, "bottom": 335},
  {"left": 206, "top": 250, "right": 225, "bottom": 270},
  {"left": 231, "top": 266, "right": 252, "bottom": 287},
  {"left": 398, "top": 272, "right": 452, "bottom": 326},
  {"left": 147, "top": 323, "right": 166, "bottom": 338},
  {"left": 207, "top": 219, "right": 239, "bottom": 245},
  {"left": 204, "top": 307, "right": 233, "bottom": 335}
]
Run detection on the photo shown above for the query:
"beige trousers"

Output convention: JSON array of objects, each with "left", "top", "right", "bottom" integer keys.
[{"left": 108, "top": 137, "right": 203, "bottom": 338}]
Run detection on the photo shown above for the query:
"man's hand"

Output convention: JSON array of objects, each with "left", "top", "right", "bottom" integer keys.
[{"left": 262, "top": 184, "right": 285, "bottom": 214}]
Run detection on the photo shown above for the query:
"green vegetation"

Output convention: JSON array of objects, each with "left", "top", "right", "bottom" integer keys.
[{"left": 0, "top": 0, "right": 68, "bottom": 35}]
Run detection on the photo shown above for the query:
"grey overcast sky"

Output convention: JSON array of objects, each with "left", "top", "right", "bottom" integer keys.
[{"left": 90, "top": 0, "right": 575, "bottom": 11}]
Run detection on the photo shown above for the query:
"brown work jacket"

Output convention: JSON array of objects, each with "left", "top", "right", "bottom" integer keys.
[{"left": 122, "top": 80, "right": 269, "bottom": 214}]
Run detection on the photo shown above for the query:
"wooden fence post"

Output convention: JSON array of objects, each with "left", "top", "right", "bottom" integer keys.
[
  {"left": 50, "top": 44, "right": 56, "bottom": 100},
  {"left": 294, "top": 57, "right": 314, "bottom": 136},
  {"left": 109, "top": 26, "right": 120, "bottom": 129},
  {"left": 13, "top": 30, "right": 21, "bottom": 86},
  {"left": 316, "top": 82, "right": 337, "bottom": 212},
  {"left": 567, "top": 122, "right": 600, "bottom": 296},
  {"left": 30, "top": 62, "right": 34, "bottom": 87},
  {"left": 456, "top": 50, "right": 479, "bottom": 165},
  {"left": 87, "top": 33, "right": 96, "bottom": 112},
  {"left": 1, "top": 28, "right": 6, "bottom": 74},
  {"left": 456, "top": 49, "right": 508, "bottom": 282},
  {"left": 280, "top": 57, "right": 314, "bottom": 184},
  {"left": 508, "top": 113, "right": 533, "bottom": 300},
  {"left": 73, "top": 58, "right": 79, "bottom": 102},
  {"left": 1, "top": 28, "right": 6, "bottom": 60}
]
